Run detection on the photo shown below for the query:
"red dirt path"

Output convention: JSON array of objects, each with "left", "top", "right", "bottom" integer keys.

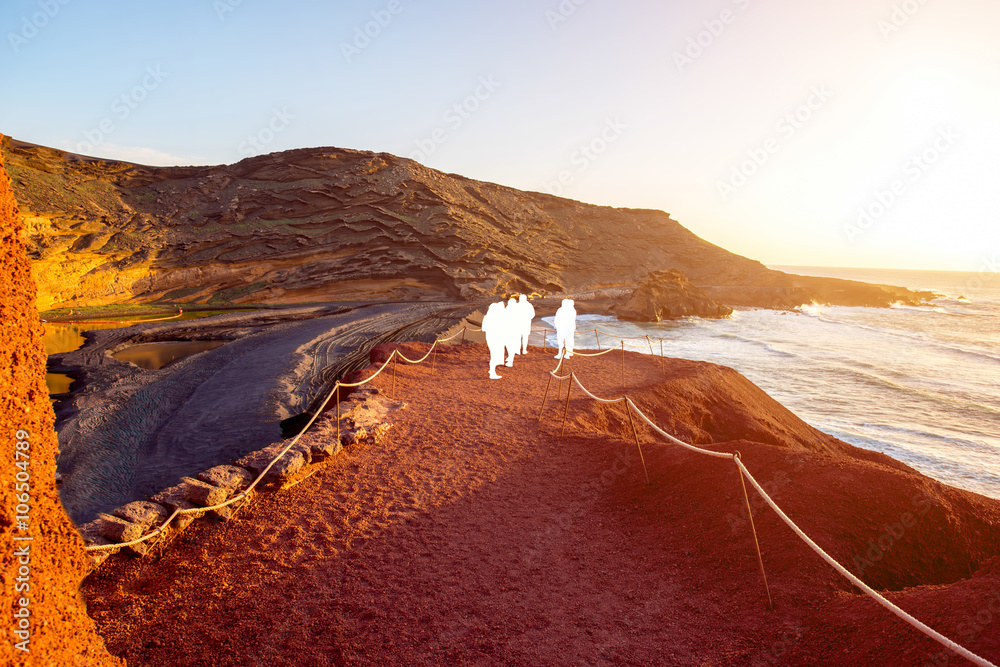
[{"left": 83, "top": 342, "right": 1000, "bottom": 666}]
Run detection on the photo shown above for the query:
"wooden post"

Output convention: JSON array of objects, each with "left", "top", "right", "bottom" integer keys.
[
  {"left": 538, "top": 372, "right": 553, "bottom": 421},
  {"left": 560, "top": 373, "right": 574, "bottom": 435},
  {"left": 431, "top": 341, "right": 437, "bottom": 371},
  {"left": 596, "top": 330, "right": 602, "bottom": 350},
  {"left": 736, "top": 455, "right": 773, "bottom": 609},
  {"left": 646, "top": 335, "right": 654, "bottom": 356},
  {"left": 336, "top": 382, "right": 341, "bottom": 443},
  {"left": 461, "top": 326, "right": 466, "bottom": 345},
  {"left": 625, "top": 398, "right": 650, "bottom": 484},
  {"left": 660, "top": 339, "right": 665, "bottom": 375},
  {"left": 391, "top": 350, "right": 398, "bottom": 399},
  {"left": 621, "top": 341, "right": 626, "bottom": 392}
]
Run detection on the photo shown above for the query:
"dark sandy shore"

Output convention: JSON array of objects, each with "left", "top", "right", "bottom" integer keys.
[
  {"left": 50, "top": 302, "right": 474, "bottom": 523},
  {"left": 83, "top": 342, "right": 1000, "bottom": 666}
]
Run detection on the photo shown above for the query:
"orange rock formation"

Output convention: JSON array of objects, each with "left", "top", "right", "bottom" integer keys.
[{"left": 0, "top": 135, "right": 122, "bottom": 666}]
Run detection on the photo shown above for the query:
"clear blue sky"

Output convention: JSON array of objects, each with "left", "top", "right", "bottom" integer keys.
[{"left": 2, "top": 0, "right": 999, "bottom": 272}]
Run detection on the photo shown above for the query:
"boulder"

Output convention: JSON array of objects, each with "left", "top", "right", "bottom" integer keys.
[
  {"left": 111, "top": 500, "right": 170, "bottom": 530},
  {"left": 236, "top": 444, "right": 307, "bottom": 483},
  {"left": 197, "top": 465, "right": 254, "bottom": 493},
  {"left": 150, "top": 484, "right": 205, "bottom": 529},
  {"left": 179, "top": 477, "right": 231, "bottom": 507},
  {"left": 95, "top": 514, "right": 146, "bottom": 544},
  {"left": 614, "top": 269, "right": 733, "bottom": 322}
]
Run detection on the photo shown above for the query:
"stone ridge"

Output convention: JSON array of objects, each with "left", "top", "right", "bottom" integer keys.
[
  {"left": 77, "top": 386, "right": 401, "bottom": 569},
  {"left": 615, "top": 268, "right": 734, "bottom": 321},
  {"left": 2, "top": 136, "right": 933, "bottom": 310}
]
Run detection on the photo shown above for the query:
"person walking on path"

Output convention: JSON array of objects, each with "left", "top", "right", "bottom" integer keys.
[
  {"left": 517, "top": 294, "right": 535, "bottom": 354},
  {"left": 481, "top": 301, "right": 507, "bottom": 379},
  {"left": 553, "top": 298, "right": 576, "bottom": 359}
]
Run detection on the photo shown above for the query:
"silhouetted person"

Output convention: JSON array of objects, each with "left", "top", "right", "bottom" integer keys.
[
  {"left": 517, "top": 294, "right": 535, "bottom": 354},
  {"left": 553, "top": 298, "right": 576, "bottom": 359},
  {"left": 482, "top": 301, "right": 507, "bottom": 379},
  {"left": 505, "top": 297, "right": 519, "bottom": 366}
]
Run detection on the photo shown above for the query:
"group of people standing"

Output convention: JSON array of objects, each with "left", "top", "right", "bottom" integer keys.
[{"left": 480, "top": 296, "right": 577, "bottom": 379}]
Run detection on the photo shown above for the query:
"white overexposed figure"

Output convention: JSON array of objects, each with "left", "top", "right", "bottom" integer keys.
[
  {"left": 504, "top": 297, "right": 520, "bottom": 366},
  {"left": 481, "top": 301, "right": 507, "bottom": 379},
  {"left": 553, "top": 298, "right": 577, "bottom": 359},
  {"left": 517, "top": 294, "right": 535, "bottom": 354}
]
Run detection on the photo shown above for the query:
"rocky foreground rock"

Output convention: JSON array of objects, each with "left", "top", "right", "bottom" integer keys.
[
  {"left": 0, "top": 136, "right": 121, "bottom": 666},
  {"left": 615, "top": 269, "right": 733, "bottom": 321},
  {"left": 3, "top": 136, "right": 934, "bottom": 311}
]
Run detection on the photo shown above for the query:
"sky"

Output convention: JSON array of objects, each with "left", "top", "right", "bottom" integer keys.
[{"left": 2, "top": 0, "right": 999, "bottom": 272}]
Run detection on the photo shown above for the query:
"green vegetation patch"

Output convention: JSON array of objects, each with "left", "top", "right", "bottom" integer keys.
[{"left": 207, "top": 282, "right": 268, "bottom": 305}]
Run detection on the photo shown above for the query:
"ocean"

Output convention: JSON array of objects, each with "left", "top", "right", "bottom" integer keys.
[{"left": 543, "top": 267, "right": 1000, "bottom": 500}]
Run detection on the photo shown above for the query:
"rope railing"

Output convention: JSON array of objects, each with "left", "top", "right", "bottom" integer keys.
[
  {"left": 84, "top": 333, "right": 454, "bottom": 555},
  {"left": 543, "top": 365, "right": 996, "bottom": 667}
]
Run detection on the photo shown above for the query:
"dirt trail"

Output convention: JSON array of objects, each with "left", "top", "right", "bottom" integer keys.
[{"left": 83, "top": 343, "right": 1000, "bottom": 666}]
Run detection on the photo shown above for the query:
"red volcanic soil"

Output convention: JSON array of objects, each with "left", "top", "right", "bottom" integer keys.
[{"left": 83, "top": 343, "right": 1000, "bottom": 666}]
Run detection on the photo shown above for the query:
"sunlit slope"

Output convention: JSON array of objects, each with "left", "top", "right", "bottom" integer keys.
[{"left": 3, "top": 136, "right": 929, "bottom": 310}]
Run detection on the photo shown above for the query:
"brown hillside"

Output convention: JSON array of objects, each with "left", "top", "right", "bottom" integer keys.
[{"left": 2, "top": 136, "right": 933, "bottom": 311}]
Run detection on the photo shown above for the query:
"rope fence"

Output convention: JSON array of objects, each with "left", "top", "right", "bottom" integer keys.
[
  {"left": 538, "top": 354, "right": 997, "bottom": 667},
  {"left": 82, "top": 320, "right": 997, "bottom": 666},
  {"left": 84, "top": 336, "right": 445, "bottom": 555}
]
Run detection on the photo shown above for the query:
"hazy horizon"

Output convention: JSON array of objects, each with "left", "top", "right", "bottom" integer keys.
[{"left": 2, "top": 0, "right": 998, "bottom": 273}]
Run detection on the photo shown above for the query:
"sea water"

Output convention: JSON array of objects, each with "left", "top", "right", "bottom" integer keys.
[{"left": 543, "top": 267, "right": 1000, "bottom": 500}]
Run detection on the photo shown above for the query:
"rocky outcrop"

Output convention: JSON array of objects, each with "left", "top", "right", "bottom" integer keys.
[
  {"left": 0, "top": 136, "right": 122, "bottom": 665},
  {"left": 2, "top": 136, "right": 933, "bottom": 311},
  {"left": 614, "top": 269, "right": 733, "bottom": 321}
]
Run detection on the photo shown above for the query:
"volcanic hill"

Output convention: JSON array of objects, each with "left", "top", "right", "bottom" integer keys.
[{"left": 3, "top": 135, "right": 932, "bottom": 311}]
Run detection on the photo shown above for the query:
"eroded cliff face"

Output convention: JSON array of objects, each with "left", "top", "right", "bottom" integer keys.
[
  {"left": 0, "top": 138, "right": 122, "bottom": 664},
  {"left": 3, "top": 136, "right": 932, "bottom": 311}
]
